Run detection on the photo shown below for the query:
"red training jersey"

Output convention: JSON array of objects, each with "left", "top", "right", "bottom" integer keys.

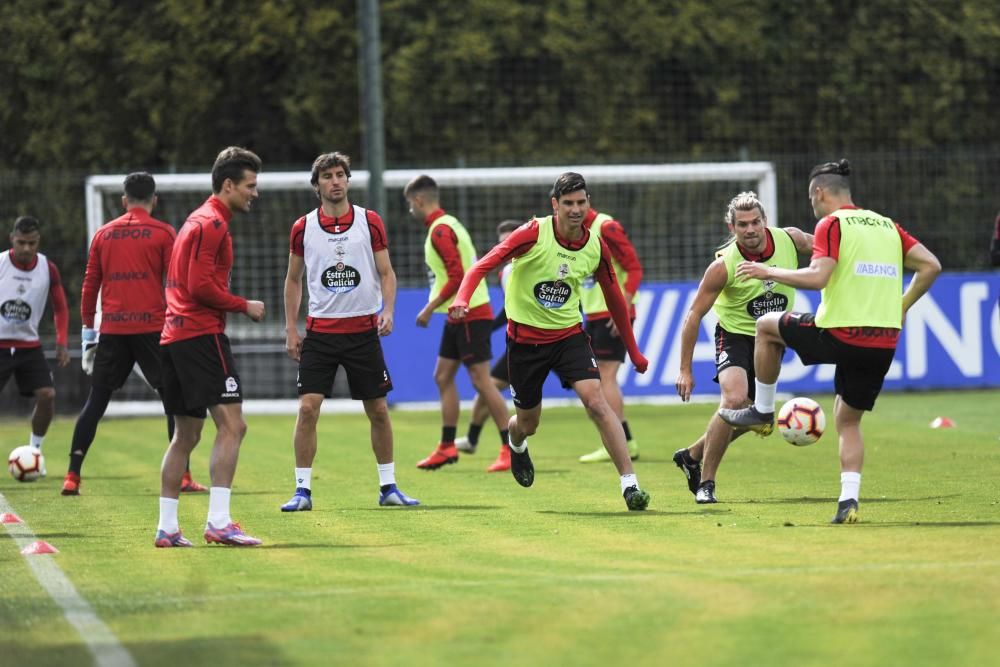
[
  {"left": 425, "top": 209, "right": 492, "bottom": 324},
  {"left": 81, "top": 207, "right": 176, "bottom": 334},
  {"left": 582, "top": 209, "right": 643, "bottom": 320},
  {"left": 290, "top": 204, "right": 388, "bottom": 334},
  {"left": 812, "top": 205, "right": 921, "bottom": 349},
  {"left": 161, "top": 196, "right": 248, "bottom": 345}
]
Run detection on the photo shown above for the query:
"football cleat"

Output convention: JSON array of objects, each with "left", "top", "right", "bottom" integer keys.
[
  {"left": 672, "top": 448, "right": 702, "bottom": 495},
  {"left": 717, "top": 406, "right": 775, "bottom": 436},
  {"left": 416, "top": 444, "right": 459, "bottom": 470},
  {"left": 578, "top": 439, "right": 640, "bottom": 463},
  {"left": 831, "top": 499, "right": 859, "bottom": 524},
  {"left": 378, "top": 484, "right": 420, "bottom": 506},
  {"left": 280, "top": 487, "right": 313, "bottom": 512},
  {"left": 509, "top": 441, "right": 534, "bottom": 487},
  {"left": 154, "top": 529, "right": 193, "bottom": 548},
  {"left": 695, "top": 480, "right": 717, "bottom": 504},
  {"left": 486, "top": 445, "right": 511, "bottom": 472},
  {"left": 454, "top": 436, "right": 477, "bottom": 454},
  {"left": 623, "top": 485, "right": 650, "bottom": 511},
  {"left": 60, "top": 472, "right": 81, "bottom": 496},
  {"left": 204, "top": 522, "right": 262, "bottom": 546},
  {"left": 180, "top": 471, "right": 208, "bottom": 493}
]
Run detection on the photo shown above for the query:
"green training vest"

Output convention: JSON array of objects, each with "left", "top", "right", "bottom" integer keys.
[
  {"left": 506, "top": 216, "right": 603, "bottom": 329},
  {"left": 424, "top": 213, "right": 490, "bottom": 313},
  {"left": 815, "top": 208, "right": 903, "bottom": 328},
  {"left": 713, "top": 228, "right": 798, "bottom": 335},
  {"left": 580, "top": 213, "right": 639, "bottom": 314}
]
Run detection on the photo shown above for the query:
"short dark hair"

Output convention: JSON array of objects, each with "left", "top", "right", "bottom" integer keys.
[
  {"left": 496, "top": 219, "right": 522, "bottom": 236},
  {"left": 403, "top": 174, "right": 438, "bottom": 200},
  {"left": 550, "top": 172, "right": 588, "bottom": 200},
  {"left": 809, "top": 158, "right": 851, "bottom": 194},
  {"left": 12, "top": 216, "right": 40, "bottom": 235},
  {"left": 310, "top": 152, "right": 352, "bottom": 186},
  {"left": 211, "top": 146, "right": 262, "bottom": 193},
  {"left": 123, "top": 172, "right": 156, "bottom": 203}
]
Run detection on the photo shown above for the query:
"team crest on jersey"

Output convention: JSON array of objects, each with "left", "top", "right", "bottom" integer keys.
[
  {"left": 322, "top": 264, "right": 362, "bottom": 293},
  {"left": 762, "top": 279, "right": 777, "bottom": 298},
  {"left": 16, "top": 283, "right": 26, "bottom": 296},
  {"left": 225, "top": 376, "right": 239, "bottom": 393},
  {"left": 557, "top": 263, "right": 570, "bottom": 281},
  {"left": 1, "top": 299, "right": 31, "bottom": 323}
]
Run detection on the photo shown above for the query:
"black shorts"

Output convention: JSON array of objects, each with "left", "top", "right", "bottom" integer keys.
[
  {"left": 438, "top": 319, "right": 493, "bottom": 366},
  {"left": 778, "top": 312, "right": 896, "bottom": 411},
  {"left": 92, "top": 332, "right": 164, "bottom": 390},
  {"left": 160, "top": 334, "right": 242, "bottom": 418},
  {"left": 0, "top": 346, "right": 53, "bottom": 396},
  {"left": 713, "top": 324, "right": 756, "bottom": 400},
  {"left": 585, "top": 317, "right": 628, "bottom": 363},
  {"left": 490, "top": 349, "right": 509, "bottom": 383},
  {"left": 298, "top": 330, "right": 393, "bottom": 400},
  {"left": 507, "top": 331, "right": 600, "bottom": 409}
]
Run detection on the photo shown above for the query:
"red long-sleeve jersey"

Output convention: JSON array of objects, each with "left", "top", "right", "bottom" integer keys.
[
  {"left": 583, "top": 208, "right": 643, "bottom": 320},
  {"left": 161, "top": 196, "right": 248, "bottom": 345},
  {"left": 452, "top": 219, "right": 647, "bottom": 371},
  {"left": 81, "top": 207, "right": 175, "bottom": 334}
]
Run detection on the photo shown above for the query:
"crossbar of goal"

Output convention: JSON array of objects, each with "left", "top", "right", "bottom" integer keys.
[{"left": 85, "top": 162, "right": 777, "bottom": 240}]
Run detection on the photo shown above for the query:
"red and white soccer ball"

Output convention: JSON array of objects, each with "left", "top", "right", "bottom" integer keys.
[
  {"left": 8, "top": 446, "right": 44, "bottom": 482},
  {"left": 777, "top": 397, "right": 826, "bottom": 446}
]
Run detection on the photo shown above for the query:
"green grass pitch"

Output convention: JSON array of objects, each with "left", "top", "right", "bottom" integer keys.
[{"left": 1, "top": 390, "right": 998, "bottom": 667}]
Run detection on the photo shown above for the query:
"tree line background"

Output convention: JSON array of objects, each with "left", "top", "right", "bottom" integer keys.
[{"left": 0, "top": 0, "right": 998, "bottom": 307}]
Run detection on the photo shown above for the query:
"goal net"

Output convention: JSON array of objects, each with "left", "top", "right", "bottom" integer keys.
[{"left": 84, "top": 162, "right": 776, "bottom": 412}]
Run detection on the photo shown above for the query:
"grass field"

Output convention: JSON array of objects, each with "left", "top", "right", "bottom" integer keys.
[{"left": 1, "top": 390, "right": 998, "bottom": 667}]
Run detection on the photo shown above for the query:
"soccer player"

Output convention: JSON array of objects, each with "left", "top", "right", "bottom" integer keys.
[
  {"left": 0, "top": 215, "right": 70, "bottom": 473},
  {"left": 577, "top": 205, "right": 644, "bottom": 463},
  {"left": 672, "top": 192, "right": 813, "bottom": 503},
  {"left": 62, "top": 172, "right": 207, "bottom": 496},
  {"left": 449, "top": 173, "right": 652, "bottom": 510},
  {"left": 719, "top": 159, "right": 941, "bottom": 523},
  {"left": 280, "top": 152, "right": 418, "bottom": 511},
  {"left": 154, "top": 146, "right": 266, "bottom": 548},
  {"left": 407, "top": 175, "right": 511, "bottom": 473},
  {"left": 454, "top": 219, "right": 523, "bottom": 472}
]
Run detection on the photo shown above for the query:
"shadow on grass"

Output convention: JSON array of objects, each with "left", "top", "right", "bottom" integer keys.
[
  {"left": 0, "top": 636, "right": 285, "bottom": 667},
  {"left": 260, "top": 542, "right": 411, "bottom": 549},
  {"left": 735, "top": 494, "right": 961, "bottom": 505},
  {"left": 852, "top": 520, "right": 1000, "bottom": 528},
  {"left": 536, "top": 509, "right": 710, "bottom": 517},
  {"left": 355, "top": 504, "right": 505, "bottom": 512}
]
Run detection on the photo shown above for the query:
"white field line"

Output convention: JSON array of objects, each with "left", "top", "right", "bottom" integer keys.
[{"left": 0, "top": 492, "right": 136, "bottom": 667}]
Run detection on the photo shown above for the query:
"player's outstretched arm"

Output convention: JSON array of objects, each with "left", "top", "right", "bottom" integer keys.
[
  {"left": 595, "top": 242, "right": 647, "bottom": 373},
  {"left": 449, "top": 221, "right": 537, "bottom": 320},
  {"left": 676, "top": 258, "right": 727, "bottom": 402}
]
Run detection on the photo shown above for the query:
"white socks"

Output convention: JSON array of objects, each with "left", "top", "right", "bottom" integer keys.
[
  {"left": 158, "top": 497, "right": 179, "bottom": 533},
  {"left": 377, "top": 463, "right": 395, "bottom": 487},
  {"left": 295, "top": 467, "right": 312, "bottom": 490},
  {"left": 620, "top": 473, "right": 638, "bottom": 493},
  {"left": 839, "top": 472, "right": 861, "bottom": 502},
  {"left": 508, "top": 432, "right": 527, "bottom": 453},
  {"left": 30, "top": 433, "right": 44, "bottom": 449},
  {"left": 207, "top": 487, "right": 232, "bottom": 529},
  {"left": 755, "top": 381, "right": 776, "bottom": 414}
]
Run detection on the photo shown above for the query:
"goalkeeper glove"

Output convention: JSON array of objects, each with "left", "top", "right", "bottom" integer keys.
[{"left": 81, "top": 327, "right": 98, "bottom": 375}]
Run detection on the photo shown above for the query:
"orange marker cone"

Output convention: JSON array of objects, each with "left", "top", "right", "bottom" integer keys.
[
  {"left": 21, "top": 541, "right": 58, "bottom": 555},
  {"left": 0, "top": 513, "right": 23, "bottom": 524}
]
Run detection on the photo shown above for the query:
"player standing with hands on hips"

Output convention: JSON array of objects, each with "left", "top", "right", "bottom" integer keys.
[
  {"left": 449, "top": 173, "right": 651, "bottom": 510},
  {"left": 719, "top": 159, "right": 941, "bottom": 524},
  {"left": 154, "top": 147, "right": 266, "bottom": 547}
]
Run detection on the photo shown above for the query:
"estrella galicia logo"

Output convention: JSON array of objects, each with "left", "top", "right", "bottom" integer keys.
[
  {"left": 1, "top": 299, "right": 31, "bottom": 323},
  {"left": 746, "top": 292, "right": 789, "bottom": 319},
  {"left": 322, "top": 264, "right": 361, "bottom": 293},
  {"left": 533, "top": 281, "right": 572, "bottom": 309}
]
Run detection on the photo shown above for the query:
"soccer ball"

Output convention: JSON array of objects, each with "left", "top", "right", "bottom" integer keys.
[
  {"left": 8, "top": 446, "right": 44, "bottom": 482},
  {"left": 776, "top": 397, "right": 826, "bottom": 446}
]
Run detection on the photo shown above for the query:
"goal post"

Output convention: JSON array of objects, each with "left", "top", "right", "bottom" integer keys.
[{"left": 84, "top": 161, "right": 777, "bottom": 413}]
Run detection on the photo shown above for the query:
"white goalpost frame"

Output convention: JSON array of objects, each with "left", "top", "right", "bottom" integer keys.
[{"left": 85, "top": 161, "right": 777, "bottom": 415}]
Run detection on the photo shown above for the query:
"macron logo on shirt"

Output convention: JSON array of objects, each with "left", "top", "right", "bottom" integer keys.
[{"left": 854, "top": 262, "right": 898, "bottom": 278}]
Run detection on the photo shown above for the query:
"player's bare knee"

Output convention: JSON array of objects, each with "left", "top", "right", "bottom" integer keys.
[
  {"left": 34, "top": 387, "right": 56, "bottom": 404},
  {"left": 719, "top": 392, "right": 750, "bottom": 410}
]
